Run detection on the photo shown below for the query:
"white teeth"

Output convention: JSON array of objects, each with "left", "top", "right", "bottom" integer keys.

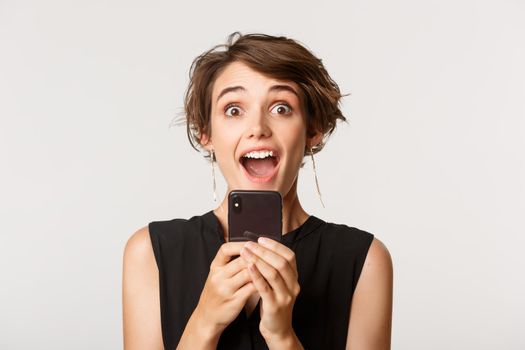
[{"left": 242, "top": 150, "right": 274, "bottom": 159}]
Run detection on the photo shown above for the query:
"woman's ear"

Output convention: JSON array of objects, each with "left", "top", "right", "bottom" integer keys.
[
  {"left": 200, "top": 133, "right": 212, "bottom": 150},
  {"left": 307, "top": 131, "right": 323, "bottom": 149}
]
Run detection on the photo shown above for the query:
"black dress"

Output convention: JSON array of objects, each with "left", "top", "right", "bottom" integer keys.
[{"left": 149, "top": 210, "right": 374, "bottom": 349}]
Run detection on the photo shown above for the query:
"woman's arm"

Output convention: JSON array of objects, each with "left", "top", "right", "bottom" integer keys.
[
  {"left": 346, "top": 238, "right": 393, "bottom": 350},
  {"left": 122, "top": 227, "right": 164, "bottom": 350},
  {"left": 123, "top": 227, "right": 256, "bottom": 349}
]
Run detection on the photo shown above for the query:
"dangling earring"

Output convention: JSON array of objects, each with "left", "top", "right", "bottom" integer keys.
[
  {"left": 310, "top": 146, "right": 325, "bottom": 208},
  {"left": 210, "top": 148, "right": 217, "bottom": 202}
]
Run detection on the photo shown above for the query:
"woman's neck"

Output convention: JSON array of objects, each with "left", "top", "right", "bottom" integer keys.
[{"left": 213, "top": 179, "right": 309, "bottom": 241}]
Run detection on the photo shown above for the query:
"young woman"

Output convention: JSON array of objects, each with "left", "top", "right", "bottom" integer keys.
[{"left": 123, "top": 32, "right": 393, "bottom": 350}]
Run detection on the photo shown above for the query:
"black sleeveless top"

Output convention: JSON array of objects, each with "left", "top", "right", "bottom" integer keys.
[{"left": 149, "top": 210, "right": 374, "bottom": 349}]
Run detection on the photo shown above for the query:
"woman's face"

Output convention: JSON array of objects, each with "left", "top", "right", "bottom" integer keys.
[{"left": 201, "top": 61, "right": 320, "bottom": 197}]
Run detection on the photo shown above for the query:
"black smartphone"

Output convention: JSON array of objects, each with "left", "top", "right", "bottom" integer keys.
[{"left": 228, "top": 190, "right": 282, "bottom": 242}]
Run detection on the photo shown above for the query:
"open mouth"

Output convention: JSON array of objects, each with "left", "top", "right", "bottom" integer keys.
[{"left": 239, "top": 150, "right": 280, "bottom": 182}]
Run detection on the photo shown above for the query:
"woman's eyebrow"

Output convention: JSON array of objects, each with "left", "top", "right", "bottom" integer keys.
[
  {"left": 216, "top": 86, "right": 246, "bottom": 103},
  {"left": 268, "top": 84, "right": 299, "bottom": 97}
]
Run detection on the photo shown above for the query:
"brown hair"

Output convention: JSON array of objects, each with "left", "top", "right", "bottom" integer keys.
[{"left": 181, "top": 32, "right": 347, "bottom": 160}]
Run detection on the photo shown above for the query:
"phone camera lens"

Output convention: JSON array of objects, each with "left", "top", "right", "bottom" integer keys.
[{"left": 232, "top": 195, "right": 242, "bottom": 213}]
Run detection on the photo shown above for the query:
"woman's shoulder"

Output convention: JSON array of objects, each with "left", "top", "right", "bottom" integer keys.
[
  {"left": 315, "top": 216, "right": 375, "bottom": 247},
  {"left": 314, "top": 217, "right": 391, "bottom": 266},
  {"left": 323, "top": 219, "right": 392, "bottom": 280},
  {"left": 123, "top": 226, "right": 153, "bottom": 263},
  {"left": 124, "top": 212, "right": 210, "bottom": 269},
  {"left": 365, "top": 237, "right": 392, "bottom": 271},
  {"left": 122, "top": 213, "right": 203, "bottom": 257},
  {"left": 148, "top": 212, "right": 210, "bottom": 237}
]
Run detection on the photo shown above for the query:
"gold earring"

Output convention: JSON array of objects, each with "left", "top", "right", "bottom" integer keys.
[
  {"left": 210, "top": 149, "right": 217, "bottom": 202},
  {"left": 310, "top": 146, "right": 325, "bottom": 208}
]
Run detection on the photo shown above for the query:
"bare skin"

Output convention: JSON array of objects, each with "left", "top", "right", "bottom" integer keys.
[{"left": 122, "top": 61, "right": 393, "bottom": 349}]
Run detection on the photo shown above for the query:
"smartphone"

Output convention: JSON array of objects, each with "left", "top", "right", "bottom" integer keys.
[{"left": 228, "top": 190, "right": 282, "bottom": 242}]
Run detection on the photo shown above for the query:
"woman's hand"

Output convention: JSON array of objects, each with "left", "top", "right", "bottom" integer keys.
[
  {"left": 240, "top": 237, "right": 302, "bottom": 347},
  {"left": 191, "top": 242, "right": 256, "bottom": 336}
]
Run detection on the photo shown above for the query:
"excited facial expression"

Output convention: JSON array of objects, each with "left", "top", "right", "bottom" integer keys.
[{"left": 201, "top": 61, "right": 319, "bottom": 197}]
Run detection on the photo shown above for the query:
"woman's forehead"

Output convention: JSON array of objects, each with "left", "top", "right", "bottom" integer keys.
[{"left": 212, "top": 61, "right": 299, "bottom": 101}]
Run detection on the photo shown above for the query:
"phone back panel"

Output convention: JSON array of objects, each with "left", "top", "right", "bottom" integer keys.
[{"left": 228, "top": 190, "right": 282, "bottom": 242}]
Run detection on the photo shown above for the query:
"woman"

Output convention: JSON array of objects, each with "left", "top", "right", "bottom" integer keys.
[{"left": 123, "top": 32, "right": 393, "bottom": 350}]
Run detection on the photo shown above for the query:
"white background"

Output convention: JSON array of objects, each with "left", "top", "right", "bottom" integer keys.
[{"left": 1, "top": 0, "right": 524, "bottom": 349}]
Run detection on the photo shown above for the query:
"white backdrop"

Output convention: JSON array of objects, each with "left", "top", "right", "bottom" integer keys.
[{"left": 1, "top": 0, "right": 524, "bottom": 349}]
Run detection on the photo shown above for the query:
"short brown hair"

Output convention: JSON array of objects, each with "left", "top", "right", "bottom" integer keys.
[{"left": 180, "top": 32, "right": 347, "bottom": 160}]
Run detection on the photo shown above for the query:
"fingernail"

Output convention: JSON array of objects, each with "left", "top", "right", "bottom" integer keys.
[
  {"left": 245, "top": 241, "right": 256, "bottom": 250},
  {"left": 258, "top": 237, "right": 269, "bottom": 245}
]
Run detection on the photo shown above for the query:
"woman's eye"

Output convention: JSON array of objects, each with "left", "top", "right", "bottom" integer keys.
[
  {"left": 270, "top": 103, "right": 292, "bottom": 115},
  {"left": 224, "top": 105, "right": 243, "bottom": 117}
]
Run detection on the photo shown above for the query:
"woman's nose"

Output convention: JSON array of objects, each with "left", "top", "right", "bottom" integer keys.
[{"left": 246, "top": 110, "right": 272, "bottom": 139}]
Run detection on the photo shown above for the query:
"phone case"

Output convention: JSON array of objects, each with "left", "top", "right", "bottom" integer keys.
[{"left": 228, "top": 190, "right": 282, "bottom": 242}]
